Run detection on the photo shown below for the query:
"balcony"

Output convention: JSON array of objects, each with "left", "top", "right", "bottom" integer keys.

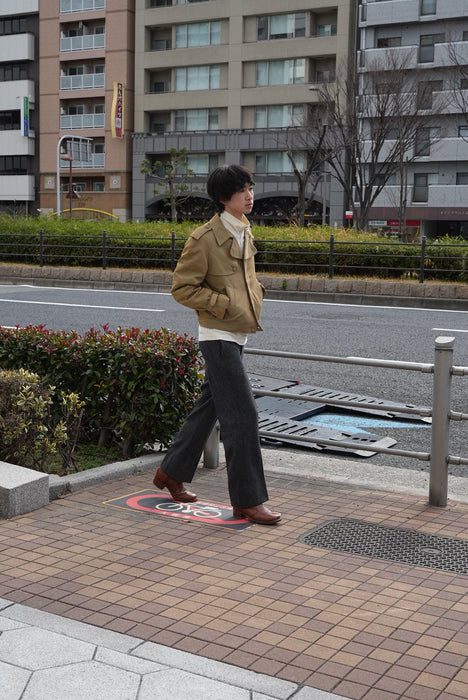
[
  {"left": 60, "top": 0, "right": 105, "bottom": 13},
  {"left": 61, "top": 153, "right": 105, "bottom": 168},
  {"left": 0, "top": 175, "right": 35, "bottom": 201},
  {"left": 60, "top": 113, "right": 105, "bottom": 129},
  {"left": 0, "top": 33, "right": 35, "bottom": 63},
  {"left": 0, "top": 131, "right": 35, "bottom": 156},
  {"left": 60, "top": 34, "right": 105, "bottom": 53},
  {"left": 0, "top": 80, "right": 35, "bottom": 110},
  {"left": 60, "top": 73, "right": 105, "bottom": 90},
  {"left": 372, "top": 184, "right": 468, "bottom": 209}
]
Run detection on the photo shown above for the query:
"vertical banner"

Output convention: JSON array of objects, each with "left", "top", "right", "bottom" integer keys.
[
  {"left": 21, "top": 97, "right": 29, "bottom": 137},
  {"left": 111, "top": 82, "right": 124, "bottom": 138}
]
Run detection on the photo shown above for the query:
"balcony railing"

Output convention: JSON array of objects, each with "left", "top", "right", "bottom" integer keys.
[
  {"left": 60, "top": 0, "right": 105, "bottom": 13},
  {"left": 60, "top": 34, "right": 105, "bottom": 53},
  {"left": 60, "top": 73, "right": 105, "bottom": 90},
  {"left": 60, "top": 153, "right": 105, "bottom": 169},
  {"left": 60, "top": 113, "right": 105, "bottom": 129}
]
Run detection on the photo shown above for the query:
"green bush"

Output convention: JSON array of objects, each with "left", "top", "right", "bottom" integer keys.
[
  {"left": 0, "top": 368, "right": 83, "bottom": 474},
  {"left": 0, "top": 325, "right": 203, "bottom": 461},
  {"left": 1, "top": 216, "right": 468, "bottom": 281}
]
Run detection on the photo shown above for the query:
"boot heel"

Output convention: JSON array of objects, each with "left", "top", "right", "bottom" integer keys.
[{"left": 153, "top": 475, "right": 165, "bottom": 489}]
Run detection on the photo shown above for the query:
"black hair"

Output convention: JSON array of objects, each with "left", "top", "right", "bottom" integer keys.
[{"left": 206, "top": 165, "right": 255, "bottom": 212}]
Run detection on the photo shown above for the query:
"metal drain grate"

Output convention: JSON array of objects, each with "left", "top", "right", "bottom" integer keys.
[{"left": 298, "top": 519, "right": 468, "bottom": 574}]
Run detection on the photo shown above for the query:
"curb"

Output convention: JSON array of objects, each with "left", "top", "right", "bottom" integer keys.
[{"left": 48, "top": 452, "right": 164, "bottom": 500}]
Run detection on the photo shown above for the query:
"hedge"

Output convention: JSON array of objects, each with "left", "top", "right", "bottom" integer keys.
[
  {"left": 0, "top": 216, "right": 468, "bottom": 281},
  {"left": 0, "top": 325, "right": 203, "bottom": 463}
]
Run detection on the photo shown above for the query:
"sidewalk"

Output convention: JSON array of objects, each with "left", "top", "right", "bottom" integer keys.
[{"left": 1, "top": 447, "right": 468, "bottom": 700}]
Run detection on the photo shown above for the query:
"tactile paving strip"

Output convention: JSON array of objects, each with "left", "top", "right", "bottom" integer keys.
[{"left": 298, "top": 519, "right": 468, "bottom": 574}]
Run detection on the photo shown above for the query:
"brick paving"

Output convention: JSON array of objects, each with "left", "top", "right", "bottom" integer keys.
[{"left": 1, "top": 466, "right": 468, "bottom": 699}]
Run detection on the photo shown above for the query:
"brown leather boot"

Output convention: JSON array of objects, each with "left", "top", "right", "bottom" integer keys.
[
  {"left": 232, "top": 504, "right": 281, "bottom": 525},
  {"left": 153, "top": 467, "right": 197, "bottom": 503}
]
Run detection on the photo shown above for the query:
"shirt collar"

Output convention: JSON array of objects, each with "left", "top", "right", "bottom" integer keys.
[{"left": 220, "top": 210, "right": 249, "bottom": 234}]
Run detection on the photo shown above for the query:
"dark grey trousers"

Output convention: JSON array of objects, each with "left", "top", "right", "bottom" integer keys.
[{"left": 160, "top": 340, "right": 268, "bottom": 508}]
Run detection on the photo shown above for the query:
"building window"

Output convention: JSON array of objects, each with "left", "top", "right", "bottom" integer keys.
[
  {"left": 417, "top": 80, "right": 443, "bottom": 109},
  {"left": 0, "top": 110, "right": 21, "bottom": 131},
  {"left": 415, "top": 127, "right": 440, "bottom": 156},
  {"left": 175, "top": 65, "right": 220, "bottom": 91},
  {"left": 0, "top": 155, "right": 29, "bottom": 174},
  {"left": 419, "top": 34, "right": 444, "bottom": 63},
  {"left": 413, "top": 173, "right": 437, "bottom": 202},
  {"left": 257, "top": 13, "right": 306, "bottom": 41},
  {"left": 0, "top": 17, "right": 27, "bottom": 35},
  {"left": 420, "top": 0, "right": 436, "bottom": 16},
  {"left": 0, "top": 63, "right": 28, "bottom": 81},
  {"left": 458, "top": 125, "right": 468, "bottom": 138},
  {"left": 255, "top": 151, "right": 305, "bottom": 174},
  {"left": 174, "top": 109, "right": 219, "bottom": 130},
  {"left": 255, "top": 104, "right": 304, "bottom": 128},
  {"left": 374, "top": 173, "right": 397, "bottom": 186},
  {"left": 456, "top": 172, "right": 468, "bottom": 185},
  {"left": 175, "top": 21, "right": 220, "bottom": 47},
  {"left": 317, "top": 24, "right": 337, "bottom": 37},
  {"left": 376, "top": 37, "right": 402, "bottom": 48},
  {"left": 173, "top": 153, "right": 218, "bottom": 174},
  {"left": 93, "top": 182, "right": 105, "bottom": 191},
  {"left": 256, "top": 59, "right": 305, "bottom": 86}
]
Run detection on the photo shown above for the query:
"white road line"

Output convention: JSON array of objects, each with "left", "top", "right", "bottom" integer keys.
[
  {"left": 0, "top": 299, "right": 163, "bottom": 312},
  {"left": 0, "top": 284, "right": 171, "bottom": 297},
  {"left": 432, "top": 327, "right": 468, "bottom": 333}
]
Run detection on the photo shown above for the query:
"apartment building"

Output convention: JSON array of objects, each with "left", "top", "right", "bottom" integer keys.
[
  {"left": 359, "top": 0, "right": 468, "bottom": 237},
  {"left": 132, "top": 1, "right": 356, "bottom": 225},
  {"left": 0, "top": 1, "right": 39, "bottom": 216},
  {"left": 38, "top": 0, "right": 135, "bottom": 221}
]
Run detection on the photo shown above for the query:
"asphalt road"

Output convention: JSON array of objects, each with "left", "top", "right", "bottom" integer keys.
[{"left": 1, "top": 283, "right": 467, "bottom": 477}]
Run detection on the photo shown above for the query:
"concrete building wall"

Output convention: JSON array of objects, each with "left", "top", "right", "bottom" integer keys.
[
  {"left": 0, "top": 2, "right": 39, "bottom": 214},
  {"left": 360, "top": 0, "right": 468, "bottom": 237},
  {"left": 133, "top": 0, "right": 355, "bottom": 225},
  {"left": 38, "top": 0, "right": 134, "bottom": 221}
]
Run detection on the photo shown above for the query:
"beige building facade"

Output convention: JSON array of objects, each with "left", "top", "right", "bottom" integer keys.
[
  {"left": 132, "top": 0, "right": 356, "bottom": 224},
  {"left": 39, "top": 0, "right": 135, "bottom": 221}
]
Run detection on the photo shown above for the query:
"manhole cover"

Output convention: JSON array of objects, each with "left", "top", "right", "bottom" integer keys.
[{"left": 298, "top": 519, "right": 468, "bottom": 574}]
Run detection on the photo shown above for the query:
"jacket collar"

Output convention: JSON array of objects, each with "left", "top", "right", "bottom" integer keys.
[{"left": 209, "top": 214, "right": 256, "bottom": 260}]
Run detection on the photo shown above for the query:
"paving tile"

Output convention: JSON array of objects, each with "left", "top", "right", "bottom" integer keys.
[{"left": 2, "top": 469, "right": 468, "bottom": 698}]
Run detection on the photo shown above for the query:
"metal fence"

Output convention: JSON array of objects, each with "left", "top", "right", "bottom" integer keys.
[
  {"left": 203, "top": 336, "right": 468, "bottom": 507},
  {"left": 0, "top": 230, "right": 467, "bottom": 282}
]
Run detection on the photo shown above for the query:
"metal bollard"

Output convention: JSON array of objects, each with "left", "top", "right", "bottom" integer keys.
[
  {"left": 203, "top": 421, "right": 220, "bottom": 469},
  {"left": 429, "top": 336, "right": 454, "bottom": 507}
]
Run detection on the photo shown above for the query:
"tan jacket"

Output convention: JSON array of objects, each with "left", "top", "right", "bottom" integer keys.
[{"left": 171, "top": 214, "right": 264, "bottom": 334}]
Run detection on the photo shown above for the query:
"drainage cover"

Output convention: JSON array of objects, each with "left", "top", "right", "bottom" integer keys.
[{"left": 298, "top": 519, "right": 468, "bottom": 574}]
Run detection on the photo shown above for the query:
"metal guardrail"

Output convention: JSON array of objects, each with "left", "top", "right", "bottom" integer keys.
[
  {"left": 0, "top": 231, "right": 467, "bottom": 283},
  {"left": 203, "top": 336, "right": 468, "bottom": 508}
]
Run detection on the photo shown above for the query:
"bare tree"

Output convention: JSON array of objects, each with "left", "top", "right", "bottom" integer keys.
[
  {"left": 312, "top": 51, "right": 444, "bottom": 231},
  {"left": 445, "top": 34, "right": 468, "bottom": 139},
  {"left": 141, "top": 147, "right": 196, "bottom": 222},
  {"left": 274, "top": 112, "right": 329, "bottom": 226}
]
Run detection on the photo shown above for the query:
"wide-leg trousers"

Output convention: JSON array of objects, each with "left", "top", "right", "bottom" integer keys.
[{"left": 160, "top": 340, "right": 268, "bottom": 508}]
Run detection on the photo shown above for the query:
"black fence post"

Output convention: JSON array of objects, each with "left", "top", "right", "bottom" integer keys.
[
  {"left": 102, "top": 230, "right": 107, "bottom": 270},
  {"left": 419, "top": 236, "right": 426, "bottom": 284},
  {"left": 328, "top": 233, "right": 335, "bottom": 279},
  {"left": 39, "top": 228, "right": 44, "bottom": 268},
  {"left": 171, "top": 230, "right": 176, "bottom": 271}
]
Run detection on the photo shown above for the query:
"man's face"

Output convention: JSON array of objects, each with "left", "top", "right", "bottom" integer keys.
[{"left": 222, "top": 184, "right": 254, "bottom": 220}]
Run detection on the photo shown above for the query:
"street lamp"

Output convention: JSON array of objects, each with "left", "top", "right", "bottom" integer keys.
[
  {"left": 61, "top": 154, "right": 73, "bottom": 219},
  {"left": 55, "top": 134, "right": 92, "bottom": 217}
]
